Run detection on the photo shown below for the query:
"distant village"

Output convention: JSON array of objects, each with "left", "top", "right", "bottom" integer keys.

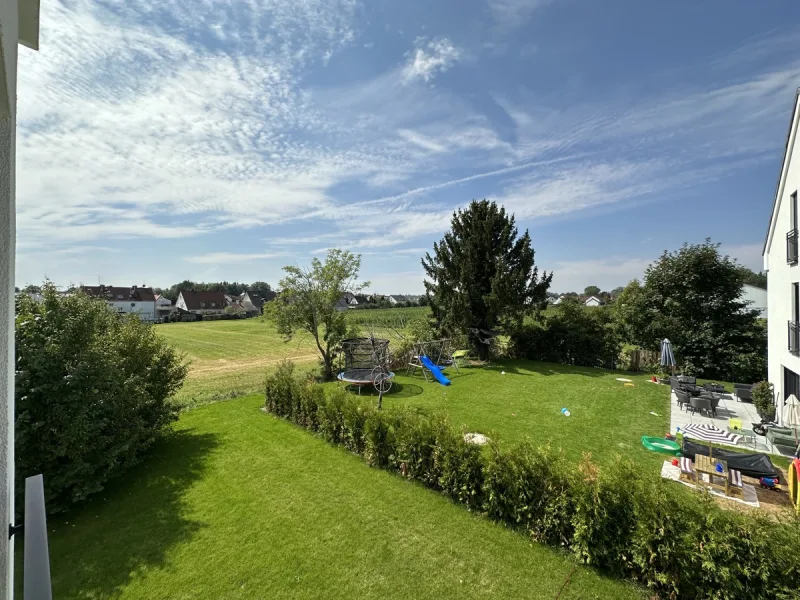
[{"left": 15, "top": 285, "right": 426, "bottom": 323}]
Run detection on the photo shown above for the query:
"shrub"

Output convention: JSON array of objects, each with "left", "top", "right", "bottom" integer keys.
[
  {"left": 512, "top": 302, "right": 620, "bottom": 369},
  {"left": 751, "top": 381, "right": 775, "bottom": 419},
  {"left": 264, "top": 361, "right": 800, "bottom": 599},
  {"left": 15, "top": 285, "right": 187, "bottom": 513}
]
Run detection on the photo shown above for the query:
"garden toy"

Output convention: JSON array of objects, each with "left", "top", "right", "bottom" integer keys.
[
  {"left": 419, "top": 355, "right": 450, "bottom": 386},
  {"left": 337, "top": 337, "right": 394, "bottom": 395},
  {"left": 789, "top": 459, "right": 800, "bottom": 512},
  {"left": 407, "top": 339, "right": 459, "bottom": 379},
  {"left": 760, "top": 477, "right": 781, "bottom": 491},
  {"left": 641, "top": 436, "right": 681, "bottom": 456}
]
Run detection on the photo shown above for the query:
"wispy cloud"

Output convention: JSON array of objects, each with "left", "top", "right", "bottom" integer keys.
[
  {"left": 402, "top": 38, "right": 462, "bottom": 83},
  {"left": 185, "top": 252, "right": 288, "bottom": 265}
]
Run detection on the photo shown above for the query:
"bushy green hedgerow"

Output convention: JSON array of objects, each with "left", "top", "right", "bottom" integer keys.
[
  {"left": 264, "top": 362, "right": 800, "bottom": 599},
  {"left": 15, "top": 285, "right": 187, "bottom": 513}
]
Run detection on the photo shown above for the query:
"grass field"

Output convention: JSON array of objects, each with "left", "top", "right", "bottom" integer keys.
[
  {"left": 41, "top": 395, "right": 644, "bottom": 600},
  {"left": 156, "top": 310, "right": 431, "bottom": 407},
  {"left": 327, "top": 360, "right": 672, "bottom": 469},
  {"left": 156, "top": 319, "right": 320, "bottom": 407}
]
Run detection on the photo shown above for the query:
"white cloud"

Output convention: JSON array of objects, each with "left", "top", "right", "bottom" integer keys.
[
  {"left": 185, "top": 252, "right": 288, "bottom": 265},
  {"left": 402, "top": 38, "right": 462, "bottom": 83}
]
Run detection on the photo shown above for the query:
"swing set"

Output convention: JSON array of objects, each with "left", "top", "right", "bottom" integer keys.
[{"left": 406, "top": 339, "right": 460, "bottom": 382}]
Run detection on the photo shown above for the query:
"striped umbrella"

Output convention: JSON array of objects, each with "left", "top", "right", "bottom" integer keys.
[
  {"left": 681, "top": 423, "right": 742, "bottom": 445},
  {"left": 660, "top": 338, "right": 676, "bottom": 371}
]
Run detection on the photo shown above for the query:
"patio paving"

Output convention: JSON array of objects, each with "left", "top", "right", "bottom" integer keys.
[{"left": 669, "top": 389, "right": 782, "bottom": 455}]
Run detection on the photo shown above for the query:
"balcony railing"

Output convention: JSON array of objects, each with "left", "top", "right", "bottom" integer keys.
[
  {"left": 788, "top": 229, "right": 798, "bottom": 264},
  {"left": 9, "top": 474, "right": 52, "bottom": 600},
  {"left": 789, "top": 321, "right": 800, "bottom": 355}
]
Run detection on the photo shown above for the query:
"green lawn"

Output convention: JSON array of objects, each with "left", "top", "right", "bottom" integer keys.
[
  {"left": 41, "top": 396, "right": 643, "bottom": 599},
  {"left": 329, "top": 361, "right": 672, "bottom": 469}
]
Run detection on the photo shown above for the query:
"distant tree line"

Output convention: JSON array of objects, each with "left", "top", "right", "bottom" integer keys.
[{"left": 154, "top": 280, "right": 276, "bottom": 303}]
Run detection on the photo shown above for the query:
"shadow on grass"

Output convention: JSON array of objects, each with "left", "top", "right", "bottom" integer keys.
[
  {"left": 40, "top": 428, "right": 219, "bottom": 599},
  {"left": 348, "top": 382, "right": 426, "bottom": 399}
]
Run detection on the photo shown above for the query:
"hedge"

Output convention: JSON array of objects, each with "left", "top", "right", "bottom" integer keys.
[{"left": 264, "top": 361, "right": 800, "bottom": 599}]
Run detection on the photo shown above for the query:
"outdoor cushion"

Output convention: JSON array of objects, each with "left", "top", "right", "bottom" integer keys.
[{"left": 767, "top": 428, "right": 798, "bottom": 449}]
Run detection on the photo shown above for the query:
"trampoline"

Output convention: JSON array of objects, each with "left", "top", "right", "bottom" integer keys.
[{"left": 338, "top": 337, "right": 394, "bottom": 395}]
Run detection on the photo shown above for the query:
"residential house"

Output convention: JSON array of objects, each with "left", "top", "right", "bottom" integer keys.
[
  {"left": 1, "top": 2, "right": 45, "bottom": 595},
  {"left": 404, "top": 295, "right": 421, "bottom": 305},
  {"left": 350, "top": 294, "right": 369, "bottom": 307},
  {"left": 741, "top": 284, "right": 767, "bottom": 319},
  {"left": 763, "top": 89, "right": 800, "bottom": 422},
  {"left": 155, "top": 294, "right": 174, "bottom": 321},
  {"left": 334, "top": 297, "right": 350, "bottom": 312},
  {"left": 240, "top": 290, "right": 265, "bottom": 315},
  {"left": 388, "top": 294, "right": 408, "bottom": 305},
  {"left": 552, "top": 294, "right": 602, "bottom": 306},
  {"left": 82, "top": 285, "right": 157, "bottom": 321},
  {"left": 176, "top": 290, "right": 229, "bottom": 316}
]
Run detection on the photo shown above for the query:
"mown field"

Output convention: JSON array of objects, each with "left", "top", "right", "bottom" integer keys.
[{"left": 156, "top": 309, "right": 430, "bottom": 407}]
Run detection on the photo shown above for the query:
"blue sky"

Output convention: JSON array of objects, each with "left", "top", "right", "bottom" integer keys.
[{"left": 14, "top": 0, "right": 800, "bottom": 293}]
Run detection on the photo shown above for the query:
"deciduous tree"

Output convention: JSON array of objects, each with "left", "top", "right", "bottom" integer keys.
[
  {"left": 422, "top": 200, "right": 552, "bottom": 358},
  {"left": 270, "top": 250, "right": 367, "bottom": 380},
  {"left": 622, "top": 240, "right": 765, "bottom": 381}
]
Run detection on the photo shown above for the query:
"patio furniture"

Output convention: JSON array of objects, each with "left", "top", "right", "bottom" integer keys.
[
  {"left": 675, "top": 390, "right": 690, "bottom": 411},
  {"left": 689, "top": 396, "right": 713, "bottom": 417},
  {"left": 728, "top": 417, "right": 743, "bottom": 430},
  {"left": 707, "top": 395, "right": 720, "bottom": 417},
  {"left": 703, "top": 383, "right": 725, "bottom": 394},
  {"left": 735, "top": 388, "right": 753, "bottom": 403},
  {"left": 766, "top": 426, "right": 799, "bottom": 454}
]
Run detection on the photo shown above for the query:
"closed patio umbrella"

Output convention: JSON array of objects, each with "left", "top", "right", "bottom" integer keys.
[
  {"left": 783, "top": 394, "right": 800, "bottom": 448},
  {"left": 660, "top": 339, "right": 676, "bottom": 373}
]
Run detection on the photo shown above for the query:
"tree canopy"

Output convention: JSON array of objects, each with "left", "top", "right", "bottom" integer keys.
[
  {"left": 422, "top": 200, "right": 552, "bottom": 357},
  {"left": 584, "top": 285, "right": 601, "bottom": 297},
  {"left": 622, "top": 240, "right": 765, "bottom": 381},
  {"left": 154, "top": 280, "right": 276, "bottom": 303},
  {"left": 269, "top": 249, "right": 366, "bottom": 380}
]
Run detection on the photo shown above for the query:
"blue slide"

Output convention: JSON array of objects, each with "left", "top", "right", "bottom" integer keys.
[{"left": 420, "top": 355, "right": 451, "bottom": 386}]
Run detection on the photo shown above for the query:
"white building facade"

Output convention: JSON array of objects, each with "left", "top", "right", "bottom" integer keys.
[
  {"left": 741, "top": 284, "right": 767, "bottom": 319},
  {"left": 82, "top": 286, "right": 157, "bottom": 322},
  {"left": 763, "top": 90, "right": 800, "bottom": 421}
]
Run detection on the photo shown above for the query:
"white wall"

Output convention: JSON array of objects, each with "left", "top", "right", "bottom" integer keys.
[
  {"left": 107, "top": 300, "right": 156, "bottom": 321},
  {"left": 0, "top": 1, "right": 19, "bottom": 596},
  {"left": 766, "top": 95, "right": 800, "bottom": 421},
  {"left": 741, "top": 284, "right": 768, "bottom": 319}
]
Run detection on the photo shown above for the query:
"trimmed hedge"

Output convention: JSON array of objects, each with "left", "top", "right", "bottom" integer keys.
[{"left": 264, "top": 362, "right": 800, "bottom": 599}]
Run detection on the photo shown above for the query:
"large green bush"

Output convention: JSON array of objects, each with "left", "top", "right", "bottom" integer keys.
[
  {"left": 512, "top": 300, "right": 620, "bottom": 368},
  {"left": 15, "top": 285, "right": 187, "bottom": 513},
  {"left": 264, "top": 362, "right": 800, "bottom": 599}
]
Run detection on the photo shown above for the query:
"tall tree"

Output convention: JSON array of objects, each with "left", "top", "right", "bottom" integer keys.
[
  {"left": 249, "top": 281, "right": 276, "bottom": 302},
  {"left": 622, "top": 240, "right": 765, "bottom": 381},
  {"left": 270, "top": 249, "right": 367, "bottom": 380},
  {"left": 422, "top": 200, "right": 552, "bottom": 358},
  {"left": 584, "top": 285, "right": 601, "bottom": 297},
  {"left": 736, "top": 266, "right": 767, "bottom": 289}
]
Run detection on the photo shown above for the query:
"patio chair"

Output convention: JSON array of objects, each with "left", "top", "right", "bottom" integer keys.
[
  {"left": 675, "top": 390, "right": 690, "bottom": 411},
  {"left": 689, "top": 396, "right": 713, "bottom": 417},
  {"left": 735, "top": 388, "right": 753, "bottom": 403}
]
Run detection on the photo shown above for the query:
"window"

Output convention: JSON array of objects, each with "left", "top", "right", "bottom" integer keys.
[
  {"left": 200, "top": 302, "right": 206, "bottom": 308},
  {"left": 792, "top": 192, "right": 798, "bottom": 231},
  {"left": 131, "top": 302, "right": 136, "bottom": 307}
]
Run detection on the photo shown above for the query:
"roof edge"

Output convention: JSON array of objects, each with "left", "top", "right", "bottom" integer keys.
[{"left": 763, "top": 88, "right": 800, "bottom": 257}]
